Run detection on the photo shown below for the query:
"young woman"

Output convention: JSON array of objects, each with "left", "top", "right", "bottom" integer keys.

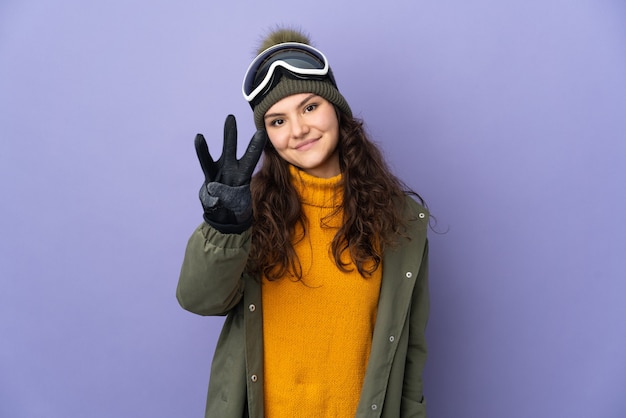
[{"left": 177, "top": 28, "right": 430, "bottom": 418}]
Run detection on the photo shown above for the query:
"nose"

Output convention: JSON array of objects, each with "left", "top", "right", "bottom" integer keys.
[{"left": 291, "top": 115, "right": 310, "bottom": 139}]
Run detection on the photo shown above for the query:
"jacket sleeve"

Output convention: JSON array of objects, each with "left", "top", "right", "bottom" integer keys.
[
  {"left": 402, "top": 239, "right": 429, "bottom": 416},
  {"left": 176, "top": 222, "right": 251, "bottom": 316}
]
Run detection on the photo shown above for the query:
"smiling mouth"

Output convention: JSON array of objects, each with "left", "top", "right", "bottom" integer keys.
[{"left": 295, "top": 138, "right": 319, "bottom": 150}]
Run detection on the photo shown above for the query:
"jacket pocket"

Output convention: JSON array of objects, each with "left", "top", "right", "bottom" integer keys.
[{"left": 400, "top": 395, "right": 426, "bottom": 417}]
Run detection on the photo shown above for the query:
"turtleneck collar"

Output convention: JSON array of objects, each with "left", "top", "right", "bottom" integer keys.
[{"left": 289, "top": 164, "right": 343, "bottom": 209}]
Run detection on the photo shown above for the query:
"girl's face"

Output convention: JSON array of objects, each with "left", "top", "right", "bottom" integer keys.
[{"left": 264, "top": 93, "right": 340, "bottom": 178}]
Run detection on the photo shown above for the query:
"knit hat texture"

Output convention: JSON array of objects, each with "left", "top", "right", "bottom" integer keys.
[{"left": 249, "top": 29, "right": 352, "bottom": 129}]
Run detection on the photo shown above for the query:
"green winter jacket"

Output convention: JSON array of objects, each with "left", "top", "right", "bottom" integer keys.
[{"left": 177, "top": 196, "right": 429, "bottom": 418}]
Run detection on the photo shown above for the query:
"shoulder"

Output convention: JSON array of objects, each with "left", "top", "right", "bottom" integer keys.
[
  {"left": 398, "top": 195, "right": 429, "bottom": 248},
  {"left": 402, "top": 194, "right": 429, "bottom": 227}
]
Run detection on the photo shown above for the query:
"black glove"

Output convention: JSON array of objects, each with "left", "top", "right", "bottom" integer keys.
[{"left": 194, "top": 114, "right": 267, "bottom": 233}]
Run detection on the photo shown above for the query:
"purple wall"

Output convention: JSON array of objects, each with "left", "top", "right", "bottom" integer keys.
[{"left": 1, "top": 1, "right": 625, "bottom": 417}]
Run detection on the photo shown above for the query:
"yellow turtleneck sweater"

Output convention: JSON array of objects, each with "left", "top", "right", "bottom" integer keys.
[{"left": 262, "top": 166, "right": 383, "bottom": 418}]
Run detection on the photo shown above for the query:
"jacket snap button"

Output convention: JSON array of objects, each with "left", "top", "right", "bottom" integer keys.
[
  {"left": 389, "top": 335, "right": 395, "bottom": 342},
  {"left": 371, "top": 404, "right": 378, "bottom": 410},
  {"left": 250, "top": 374, "right": 258, "bottom": 382},
  {"left": 405, "top": 271, "right": 413, "bottom": 279},
  {"left": 248, "top": 304, "right": 256, "bottom": 312},
  {"left": 419, "top": 212, "right": 425, "bottom": 219}
]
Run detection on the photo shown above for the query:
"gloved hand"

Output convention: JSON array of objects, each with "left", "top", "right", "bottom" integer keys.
[{"left": 194, "top": 114, "right": 267, "bottom": 234}]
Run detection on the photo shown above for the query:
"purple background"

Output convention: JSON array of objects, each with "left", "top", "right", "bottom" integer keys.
[{"left": 1, "top": 1, "right": 625, "bottom": 417}]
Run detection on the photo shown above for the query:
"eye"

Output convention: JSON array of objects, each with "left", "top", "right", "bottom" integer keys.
[
  {"left": 304, "top": 103, "right": 318, "bottom": 113},
  {"left": 269, "top": 118, "right": 284, "bottom": 127}
]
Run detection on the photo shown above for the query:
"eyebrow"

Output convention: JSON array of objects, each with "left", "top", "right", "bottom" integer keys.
[{"left": 264, "top": 94, "right": 318, "bottom": 120}]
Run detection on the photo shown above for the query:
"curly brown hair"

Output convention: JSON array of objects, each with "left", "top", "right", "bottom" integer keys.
[{"left": 247, "top": 110, "right": 422, "bottom": 281}]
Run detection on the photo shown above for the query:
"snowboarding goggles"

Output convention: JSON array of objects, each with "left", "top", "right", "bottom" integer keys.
[{"left": 242, "top": 42, "right": 335, "bottom": 106}]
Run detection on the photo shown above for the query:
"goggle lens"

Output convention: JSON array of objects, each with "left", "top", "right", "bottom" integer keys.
[
  {"left": 242, "top": 43, "right": 331, "bottom": 105},
  {"left": 253, "top": 49, "right": 324, "bottom": 86}
]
